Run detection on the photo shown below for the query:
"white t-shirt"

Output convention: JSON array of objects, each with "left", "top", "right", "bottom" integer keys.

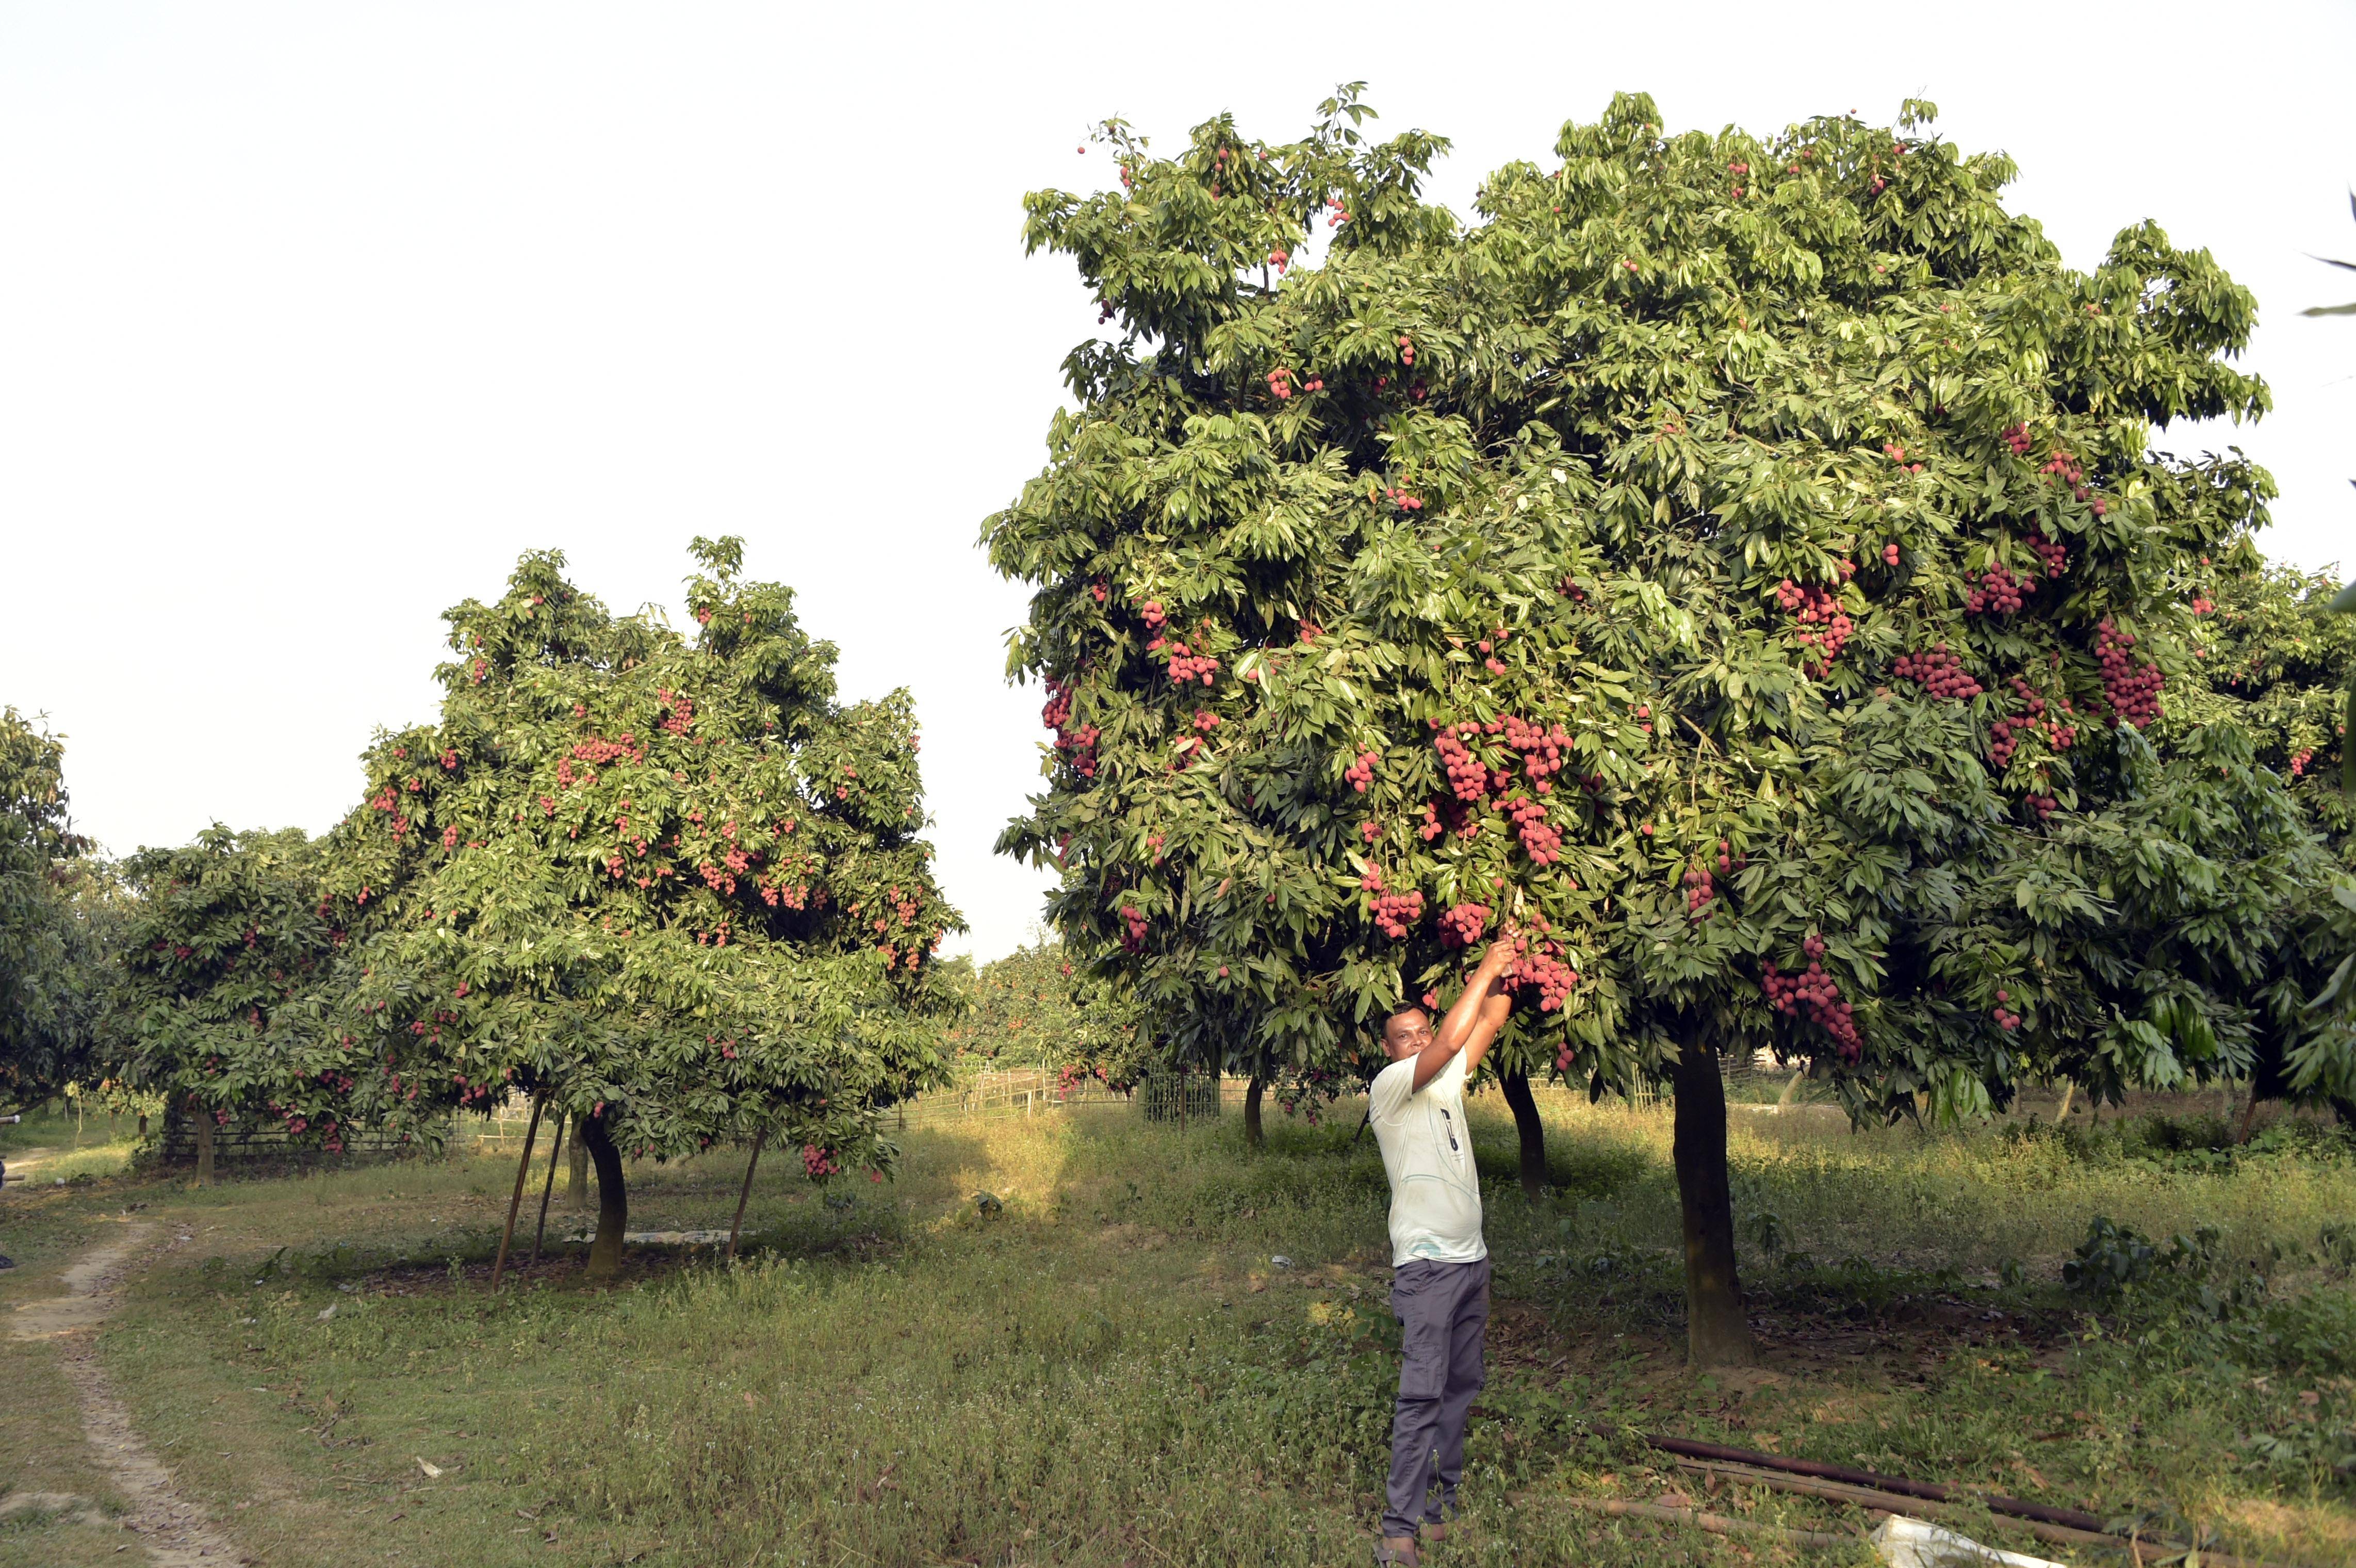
[{"left": 1368, "top": 1052, "right": 1487, "bottom": 1267}]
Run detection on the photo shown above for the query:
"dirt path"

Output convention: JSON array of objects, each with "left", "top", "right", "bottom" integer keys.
[{"left": 10, "top": 1219, "right": 252, "bottom": 1565}]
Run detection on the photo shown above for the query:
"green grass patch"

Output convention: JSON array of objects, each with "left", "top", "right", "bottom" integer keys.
[{"left": 1, "top": 1091, "right": 2349, "bottom": 1566}]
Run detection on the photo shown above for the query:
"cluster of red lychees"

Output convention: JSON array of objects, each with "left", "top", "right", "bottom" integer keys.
[
  {"left": 1359, "top": 866, "right": 1427, "bottom": 940},
  {"left": 1506, "top": 943, "right": 1577, "bottom": 1011},
  {"left": 2095, "top": 619, "right": 2163, "bottom": 728},
  {"left": 1891, "top": 645, "right": 1983, "bottom": 700},
  {"left": 1437, "top": 902, "right": 1491, "bottom": 947},
  {"left": 1039, "top": 678, "right": 1099, "bottom": 778},
  {"left": 1965, "top": 563, "right": 2033, "bottom": 616},
  {"left": 1508, "top": 796, "right": 1563, "bottom": 866},
  {"left": 1775, "top": 578, "right": 1853, "bottom": 676},
  {"left": 1760, "top": 935, "right": 1861, "bottom": 1058}
]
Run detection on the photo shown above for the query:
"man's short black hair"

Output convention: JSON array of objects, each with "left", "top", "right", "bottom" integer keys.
[{"left": 1382, "top": 1002, "right": 1429, "bottom": 1035}]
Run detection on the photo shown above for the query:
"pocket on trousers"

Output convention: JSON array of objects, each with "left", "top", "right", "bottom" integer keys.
[{"left": 1393, "top": 1263, "right": 1451, "bottom": 1401}]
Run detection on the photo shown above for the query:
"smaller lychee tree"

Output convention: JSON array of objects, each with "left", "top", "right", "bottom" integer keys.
[
  {"left": 321, "top": 538, "right": 963, "bottom": 1275},
  {"left": 0, "top": 709, "right": 112, "bottom": 1110},
  {"left": 110, "top": 828, "right": 435, "bottom": 1180},
  {"left": 2195, "top": 550, "right": 2354, "bottom": 852},
  {"left": 945, "top": 940, "right": 1148, "bottom": 1094}
]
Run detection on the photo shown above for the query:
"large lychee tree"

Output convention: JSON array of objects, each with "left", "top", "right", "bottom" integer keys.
[
  {"left": 321, "top": 538, "right": 963, "bottom": 1276},
  {"left": 987, "top": 89, "right": 2323, "bottom": 1364}
]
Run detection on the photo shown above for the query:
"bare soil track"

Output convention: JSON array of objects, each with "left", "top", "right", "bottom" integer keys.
[{"left": 9, "top": 1219, "right": 251, "bottom": 1566}]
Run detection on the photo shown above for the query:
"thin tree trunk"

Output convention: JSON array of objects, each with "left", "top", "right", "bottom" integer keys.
[
  {"left": 194, "top": 1115, "right": 215, "bottom": 1187},
  {"left": 567, "top": 1115, "right": 590, "bottom": 1208},
  {"left": 1671, "top": 1030, "right": 1756, "bottom": 1367},
  {"left": 1775, "top": 1070, "right": 1805, "bottom": 1110},
  {"left": 491, "top": 1093, "right": 546, "bottom": 1291},
  {"left": 527, "top": 1113, "right": 565, "bottom": 1271},
  {"left": 136, "top": 1113, "right": 148, "bottom": 1141},
  {"left": 728, "top": 1132, "right": 766, "bottom": 1263},
  {"left": 2053, "top": 1079, "right": 2075, "bottom": 1122},
  {"left": 580, "top": 1113, "right": 628, "bottom": 1279},
  {"left": 1500, "top": 1070, "right": 1548, "bottom": 1203},
  {"left": 2235, "top": 1090, "right": 2264, "bottom": 1146},
  {"left": 1244, "top": 1077, "right": 1265, "bottom": 1150}
]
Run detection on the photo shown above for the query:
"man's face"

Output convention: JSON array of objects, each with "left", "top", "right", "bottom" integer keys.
[{"left": 1382, "top": 1007, "right": 1433, "bottom": 1061}]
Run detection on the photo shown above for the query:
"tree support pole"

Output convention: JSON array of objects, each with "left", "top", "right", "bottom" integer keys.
[
  {"left": 490, "top": 1092, "right": 546, "bottom": 1292},
  {"left": 727, "top": 1131, "right": 766, "bottom": 1263},
  {"left": 1244, "top": 1077, "right": 1265, "bottom": 1150},
  {"left": 527, "top": 1112, "right": 566, "bottom": 1271}
]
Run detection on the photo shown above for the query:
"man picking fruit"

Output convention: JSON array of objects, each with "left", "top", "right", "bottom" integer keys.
[{"left": 1369, "top": 929, "right": 1518, "bottom": 1565}]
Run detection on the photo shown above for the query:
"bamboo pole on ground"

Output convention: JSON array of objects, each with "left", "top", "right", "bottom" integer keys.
[
  {"left": 490, "top": 1091, "right": 547, "bottom": 1291},
  {"left": 527, "top": 1112, "right": 566, "bottom": 1271},
  {"left": 727, "top": 1132, "right": 767, "bottom": 1263}
]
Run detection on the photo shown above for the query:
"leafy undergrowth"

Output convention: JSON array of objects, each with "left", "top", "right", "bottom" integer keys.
[{"left": 2, "top": 1092, "right": 2350, "bottom": 1566}]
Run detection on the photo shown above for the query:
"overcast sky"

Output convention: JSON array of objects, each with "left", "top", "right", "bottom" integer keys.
[{"left": 3, "top": 2, "right": 2350, "bottom": 964}]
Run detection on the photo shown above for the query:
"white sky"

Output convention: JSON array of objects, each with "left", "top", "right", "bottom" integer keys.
[{"left": 3, "top": 3, "right": 2350, "bottom": 964}]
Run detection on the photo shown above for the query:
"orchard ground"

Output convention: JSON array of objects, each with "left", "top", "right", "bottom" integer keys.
[{"left": 2, "top": 1089, "right": 2352, "bottom": 1568}]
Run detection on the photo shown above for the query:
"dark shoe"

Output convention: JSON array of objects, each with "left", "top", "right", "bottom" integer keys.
[{"left": 1375, "top": 1537, "right": 1418, "bottom": 1565}]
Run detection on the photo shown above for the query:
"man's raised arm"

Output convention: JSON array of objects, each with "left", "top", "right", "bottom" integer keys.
[{"left": 1412, "top": 929, "right": 1520, "bottom": 1091}]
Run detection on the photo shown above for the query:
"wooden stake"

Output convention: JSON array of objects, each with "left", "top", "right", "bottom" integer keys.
[
  {"left": 527, "top": 1112, "right": 566, "bottom": 1271},
  {"left": 490, "top": 1091, "right": 546, "bottom": 1291},
  {"left": 727, "top": 1131, "right": 766, "bottom": 1263}
]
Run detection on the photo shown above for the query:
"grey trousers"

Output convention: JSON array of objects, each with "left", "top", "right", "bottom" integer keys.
[{"left": 1384, "top": 1255, "right": 1491, "bottom": 1538}]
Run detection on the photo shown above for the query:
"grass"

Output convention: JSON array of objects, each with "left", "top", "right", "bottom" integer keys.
[{"left": 1, "top": 1087, "right": 2351, "bottom": 1566}]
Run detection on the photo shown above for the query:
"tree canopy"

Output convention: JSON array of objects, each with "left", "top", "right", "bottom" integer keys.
[
  {"left": 319, "top": 538, "right": 964, "bottom": 1272},
  {"left": 986, "top": 88, "right": 2328, "bottom": 1361}
]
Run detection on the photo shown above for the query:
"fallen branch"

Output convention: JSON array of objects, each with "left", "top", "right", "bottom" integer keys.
[{"left": 1657, "top": 1457, "right": 2296, "bottom": 1568}]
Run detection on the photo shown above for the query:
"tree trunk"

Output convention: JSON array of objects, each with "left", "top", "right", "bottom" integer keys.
[
  {"left": 1500, "top": 1070, "right": 1548, "bottom": 1203},
  {"left": 2053, "top": 1079, "right": 2075, "bottom": 1123},
  {"left": 194, "top": 1115, "right": 215, "bottom": 1187},
  {"left": 136, "top": 1113, "right": 148, "bottom": 1141},
  {"left": 1671, "top": 1031, "right": 1756, "bottom": 1367},
  {"left": 728, "top": 1132, "right": 766, "bottom": 1263},
  {"left": 2235, "top": 1090, "right": 2264, "bottom": 1146},
  {"left": 1775, "top": 1070, "right": 1805, "bottom": 1110},
  {"left": 1244, "top": 1077, "right": 1265, "bottom": 1150},
  {"left": 566, "top": 1116, "right": 591, "bottom": 1208},
  {"left": 580, "top": 1114, "right": 628, "bottom": 1279}
]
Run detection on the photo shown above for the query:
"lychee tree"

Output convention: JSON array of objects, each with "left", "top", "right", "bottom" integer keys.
[
  {"left": 945, "top": 940, "right": 1148, "bottom": 1095},
  {"left": 0, "top": 708, "right": 110, "bottom": 1110},
  {"left": 320, "top": 538, "right": 963, "bottom": 1276},
  {"left": 2194, "top": 550, "right": 2354, "bottom": 850},
  {"left": 2177, "top": 547, "right": 2356, "bottom": 1125},
  {"left": 108, "top": 828, "right": 418, "bottom": 1182},
  {"left": 988, "top": 89, "right": 2314, "bottom": 1364}
]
